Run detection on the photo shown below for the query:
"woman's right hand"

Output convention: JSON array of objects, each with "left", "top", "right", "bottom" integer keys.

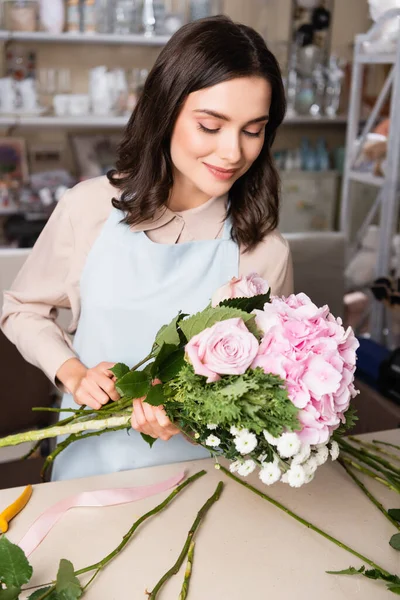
[{"left": 56, "top": 358, "right": 120, "bottom": 410}]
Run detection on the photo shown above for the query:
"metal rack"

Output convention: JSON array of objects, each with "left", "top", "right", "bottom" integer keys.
[{"left": 339, "top": 8, "right": 400, "bottom": 343}]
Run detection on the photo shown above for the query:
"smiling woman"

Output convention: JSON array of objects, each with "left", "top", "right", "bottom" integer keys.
[
  {"left": 111, "top": 15, "right": 286, "bottom": 250},
  {"left": 1, "top": 15, "right": 293, "bottom": 482}
]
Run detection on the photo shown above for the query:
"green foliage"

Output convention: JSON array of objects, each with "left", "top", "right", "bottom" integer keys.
[
  {"left": 390, "top": 533, "right": 400, "bottom": 551},
  {"left": 55, "top": 559, "right": 82, "bottom": 599},
  {"left": 140, "top": 433, "right": 157, "bottom": 448},
  {"left": 27, "top": 560, "right": 82, "bottom": 600},
  {"left": 109, "top": 363, "right": 129, "bottom": 379},
  {"left": 388, "top": 509, "right": 400, "bottom": 523},
  {"left": 0, "top": 536, "right": 32, "bottom": 599},
  {"left": 327, "top": 565, "right": 400, "bottom": 595},
  {"left": 179, "top": 307, "right": 260, "bottom": 341},
  {"left": 115, "top": 371, "right": 150, "bottom": 399},
  {"left": 144, "top": 383, "right": 165, "bottom": 407},
  {"left": 164, "top": 365, "right": 300, "bottom": 437},
  {"left": 334, "top": 405, "right": 359, "bottom": 436},
  {"left": 150, "top": 344, "right": 185, "bottom": 382},
  {"left": 154, "top": 312, "right": 187, "bottom": 348},
  {"left": 218, "top": 292, "right": 270, "bottom": 313}
]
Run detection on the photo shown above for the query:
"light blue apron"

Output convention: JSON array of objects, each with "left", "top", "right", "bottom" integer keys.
[{"left": 52, "top": 206, "right": 239, "bottom": 481}]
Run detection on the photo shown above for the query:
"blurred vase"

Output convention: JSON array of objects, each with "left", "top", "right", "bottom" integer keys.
[{"left": 39, "top": 0, "right": 64, "bottom": 34}]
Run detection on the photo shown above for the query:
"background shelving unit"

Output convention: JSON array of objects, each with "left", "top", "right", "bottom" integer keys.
[{"left": 339, "top": 7, "right": 400, "bottom": 343}]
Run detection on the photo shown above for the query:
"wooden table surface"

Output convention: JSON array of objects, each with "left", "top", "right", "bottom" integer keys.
[{"left": 1, "top": 429, "right": 399, "bottom": 599}]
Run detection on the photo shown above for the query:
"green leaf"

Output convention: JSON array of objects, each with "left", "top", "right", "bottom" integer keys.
[
  {"left": 158, "top": 349, "right": 185, "bottom": 382},
  {"left": 151, "top": 344, "right": 179, "bottom": 378},
  {"left": 55, "top": 559, "right": 82, "bottom": 600},
  {"left": 218, "top": 292, "right": 271, "bottom": 312},
  {"left": 154, "top": 313, "right": 187, "bottom": 348},
  {"left": 115, "top": 370, "right": 150, "bottom": 399},
  {"left": 141, "top": 433, "right": 157, "bottom": 448},
  {"left": 180, "top": 307, "right": 258, "bottom": 341},
  {"left": 390, "top": 533, "right": 400, "bottom": 551},
  {"left": 0, "top": 586, "right": 22, "bottom": 600},
  {"left": 334, "top": 405, "right": 358, "bottom": 436},
  {"left": 0, "top": 537, "right": 33, "bottom": 589},
  {"left": 388, "top": 509, "right": 400, "bottom": 523},
  {"left": 28, "top": 587, "right": 58, "bottom": 599},
  {"left": 144, "top": 383, "right": 165, "bottom": 407},
  {"left": 326, "top": 566, "right": 364, "bottom": 576},
  {"left": 387, "top": 584, "right": 400, "bottom": 594},
  {"left": 110, "top": 363, "right": 129, "bottom": 380}
]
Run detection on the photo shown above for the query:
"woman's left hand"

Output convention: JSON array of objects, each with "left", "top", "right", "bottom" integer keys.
[{"left": 131, "top": 398, "right": 180, "bottom": 441}]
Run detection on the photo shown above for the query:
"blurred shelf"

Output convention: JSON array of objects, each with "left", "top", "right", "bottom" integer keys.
[
  {"left": 283, "top": 115, "right": 348, "bottom": 125},
  {"left": 349, "top": 170, "right": 384, "bottom": 187},
  {"left": 0, "top": 115, "right": 348, "bottom": 129},
  {"left": 0, "top": 30, "right": 170, "bottom": 46},
  {"left": 358, "top": 50, "right": 397, "bottom": 64},
  {"left": 0, "top": 115, "right": 128, "bottom": 128}
]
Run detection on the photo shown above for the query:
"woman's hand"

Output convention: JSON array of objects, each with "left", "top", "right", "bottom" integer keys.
[
  {"left": 57, "top": 358, "right": 120, "bottom": 410},
  {"left": 131, "top": 398, "right": 180, "bottom": 441}
]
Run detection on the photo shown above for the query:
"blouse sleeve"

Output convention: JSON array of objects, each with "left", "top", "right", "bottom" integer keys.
[{"left": 0, "top": 191, "right": 78, "bottom": 384}]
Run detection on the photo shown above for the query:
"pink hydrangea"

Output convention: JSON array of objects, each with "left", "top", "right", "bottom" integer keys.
[{"left": 254, "top": 293, "right": 359, "bottom": 444}]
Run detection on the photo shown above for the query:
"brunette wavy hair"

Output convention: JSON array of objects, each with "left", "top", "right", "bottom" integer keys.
[{"left": 108, "top": 15, "right": 286, "bottom": 251}]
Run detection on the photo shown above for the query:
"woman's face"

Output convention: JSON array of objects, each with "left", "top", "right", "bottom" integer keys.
[{"left": 170, "top": 76, "right": 272, "bottom": 203}]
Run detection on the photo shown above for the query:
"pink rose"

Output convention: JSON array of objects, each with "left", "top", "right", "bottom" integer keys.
[
  {"left": 211, "top": 273, "right": 270, "bottom": 307},
  {"left": 185, "top": 318, "right": 259, "bottom": 382}
]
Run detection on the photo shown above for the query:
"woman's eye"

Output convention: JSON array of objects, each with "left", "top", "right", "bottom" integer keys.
[
  {"left": 198, "top": 123, "right": 219, "bottom": 134},
  {"left": 243, "top": 130, "right": 263, "bottom": 138}
]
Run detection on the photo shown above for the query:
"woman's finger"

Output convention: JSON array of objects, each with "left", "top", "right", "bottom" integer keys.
[{"left": 94, "top": 372, "right": 120, "bottom": 401}]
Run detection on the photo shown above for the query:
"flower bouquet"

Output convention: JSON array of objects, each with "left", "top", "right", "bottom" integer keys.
[{"left": 0, "top": 273, "right": 360, "bottom": 487}]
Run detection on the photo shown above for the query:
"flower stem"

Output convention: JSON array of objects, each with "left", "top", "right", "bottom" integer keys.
[
  {"left": 338, "top": 459, "right": 400, "bottom": 531},
  {"left": 340, "top": 456, "right": 400, "bottom": 494},
  {"left": 130, "top": 351, "right": 156, "bottom": 373},
  {"left": 0, "top": 414, "right": 131, "bottom": 448},
  {"left": 147, "top": 481, "right": 224, "bottom": 599},
  {"left": 338, "top": 438, "right": 400, "bottom": 481},
  {"left": 348, "top": 437, "right": 400, "bottom": 464},
  {"left": 373, "top": 439, "right": 400, "bottom": 453},
  {"left": 220, "top": 466, "right": 392, "bottom": 577},
  {"left": 74, "top": 470, "right": 206, "bottom": 578},
  {"left": 179, "top": 541, "right": 195, "bottom": 600},
  {"left": 40, "top": 425, "right": 130, "bottom": 481}
]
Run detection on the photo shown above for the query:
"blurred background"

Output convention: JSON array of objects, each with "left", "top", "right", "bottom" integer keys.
[{"left": 1, "top": 0, "right": 400, "bottom": 487}]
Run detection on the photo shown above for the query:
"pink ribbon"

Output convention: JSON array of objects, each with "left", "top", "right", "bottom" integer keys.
[{"left": 19, "top": 471, "right": 185, "bottom": 557}]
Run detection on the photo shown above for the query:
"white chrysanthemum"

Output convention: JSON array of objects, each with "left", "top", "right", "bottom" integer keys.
[
  {"left": 291, "top": 443, "right": 311, "bottom": 465},
  {"left": 207, "top": 423, "right": 218, "bottom": 430},
  {"left": 287, "top": 465, "right": 306, "bottom": 488},
  {"left": 276, "top": 433, "right": 301, "bottom": 458},
  {"left": 230, "top": 426, "right": 241, "bottom": 436},
  {"left": 238, "top": 459, "right": 256, "bottom": 477},
  {"left": 330, "top": 440, "right": 340, "bottom": 461},
  {"left": 280, "top": 471, "right": 289, "bottom": 483},
  {"left": 205, "top": 434, "right": 221, "bottom": 447},
  {"left": 315, "top": 446, "right": 329, "bottom": 466},
  {"left": 234, "top": 431, "right": 257, "bottom": 455},
  {"left": 263, "top": 430, "right": 279, "bottom": 445},
  {"left": 259, "top": 462, "right": 281, "bottom": 485},
  {"left": 304, "top": 470, "right": 315, "bottom": 484},
  {"left": 304, "top": 456, "right": 318, "bottom": 475},
  {"left": 229, "top": 460, "right": 242, "bottom": 473}
]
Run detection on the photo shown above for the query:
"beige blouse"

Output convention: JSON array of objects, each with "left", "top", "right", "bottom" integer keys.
[{"left": 1, "top": 176, "right": 293, "bottom": 384}]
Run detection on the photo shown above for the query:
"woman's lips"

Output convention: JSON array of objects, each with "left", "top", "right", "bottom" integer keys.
[{"left": 203, "top": 162, "right": 239, "bottom": 181}]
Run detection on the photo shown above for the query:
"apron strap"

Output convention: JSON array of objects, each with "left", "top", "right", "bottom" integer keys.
[{"left": 222, "top": 214, "right": 233, "bottom": 240}]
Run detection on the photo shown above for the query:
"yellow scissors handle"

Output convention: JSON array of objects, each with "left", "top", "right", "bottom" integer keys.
[{"left": 0, "top": 485, "right": 33, "bottom": 533}]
